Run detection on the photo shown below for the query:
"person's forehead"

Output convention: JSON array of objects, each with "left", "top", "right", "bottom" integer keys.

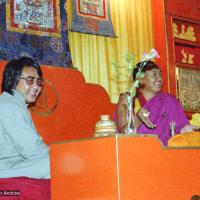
[
  {"left": 145, "top": 68, "right": 161, "bottom": 73},
  {"left": 21, "top": 66, "right": 39, "bottom": 77}
]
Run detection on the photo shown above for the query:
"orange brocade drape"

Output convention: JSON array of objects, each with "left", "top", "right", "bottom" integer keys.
[{"left": 68, "top": 0, "right": 153, "bottom": 103}]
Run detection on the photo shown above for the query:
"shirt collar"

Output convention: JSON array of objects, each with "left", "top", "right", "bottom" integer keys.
[{"left": 12, "top": 89, "right": 26, "bottom": 104}]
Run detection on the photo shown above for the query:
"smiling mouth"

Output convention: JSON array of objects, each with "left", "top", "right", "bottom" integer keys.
[
  {"left": 29, "top": 89, "right": 39, "bottom": 95},
  {"left": 29, "top": 92, "right": 38, "bottom": 97},
  {"left": 155, "top": 81, "right": 162, "bottom": 84},
  {"left": 155, "top": 82, "right": 162, "bottom": 87}
]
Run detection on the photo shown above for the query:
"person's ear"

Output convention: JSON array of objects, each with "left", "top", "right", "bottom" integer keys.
[
  {"left": 139, "top": 77, "right": 146, "bottom": 88},
  {"left": 140, "top": 78, "right": 145, "bottom": 84}
]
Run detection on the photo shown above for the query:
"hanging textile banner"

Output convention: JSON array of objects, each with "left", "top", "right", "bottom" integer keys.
[
  {"left": 0, "top": 0, "right": 72, "bottom": 67},
  {"left": 71, "top": 0, "right": 115, "bottom": 37},
  {"left": 6, "top": 0, "right": 61, "bottom": 38}
]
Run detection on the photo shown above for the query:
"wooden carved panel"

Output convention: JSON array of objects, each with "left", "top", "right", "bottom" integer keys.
[
  {"left": 175, "top": 45, "right": 200, "bottom": 66},
  {"left": 173, "top": 18, "right": 200, "bottom": 68},
  {"left": 172, "top": 19, "right": 199, "bottom": 43}
]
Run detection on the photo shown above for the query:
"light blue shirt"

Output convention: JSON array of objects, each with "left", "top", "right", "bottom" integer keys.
[{"left": 0, "top": 90, "right": 50, "bottom": 179}]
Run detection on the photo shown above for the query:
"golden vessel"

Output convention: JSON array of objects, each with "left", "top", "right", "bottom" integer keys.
[{"left": 94, "top": 115, "right": 117, "bottom": 137}]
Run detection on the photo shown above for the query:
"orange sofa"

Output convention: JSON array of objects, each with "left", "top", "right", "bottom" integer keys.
[{"left": 0, "top": 61, "right": 116, "bottom": 144}]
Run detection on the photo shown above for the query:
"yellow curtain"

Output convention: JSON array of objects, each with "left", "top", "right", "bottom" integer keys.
[{"left": 68, "top": 0, "right": 153, "bottom": 103}]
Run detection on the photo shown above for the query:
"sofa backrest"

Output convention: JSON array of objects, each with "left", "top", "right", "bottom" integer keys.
[{"left": 0, "top": 61, "right": 116, "bottom": 144}]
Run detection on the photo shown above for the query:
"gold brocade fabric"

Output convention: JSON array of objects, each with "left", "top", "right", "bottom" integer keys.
[
  {"left": 168, "top": 131, "right": 200, "bottom": 147},
  {"left": 68, "top": 0, "right": 153, "bottom": 103}
]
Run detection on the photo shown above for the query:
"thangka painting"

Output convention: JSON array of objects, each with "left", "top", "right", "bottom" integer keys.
[
  {"left": 177, "top": 67, "right": 200, "bottom": 112},
  {"left": 71, "top": 0, "right": 115, "bottom": 37},
  {"left": 0, "top": 0, "right": 72, "bottom": 67},
  {"left": 6, "top": 0, "right": 61, "bottom": 37}
]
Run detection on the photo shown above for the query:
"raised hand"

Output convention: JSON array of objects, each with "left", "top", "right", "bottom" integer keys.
[{"left": 137, "top": 108, "right": 156, "bottom": 129}]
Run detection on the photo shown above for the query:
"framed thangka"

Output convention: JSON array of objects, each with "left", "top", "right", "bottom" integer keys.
[
  {"left": 0, "top": 0, "right": 72, "bottom": 67},
  {"left": 71, "top": 0, "right": 115, "bottom": 37},
  {"left": 6, "top": 0, "right": 61, "bottom": 37},
  {"left": 177, "top": 67, "right": 200, "bottom": 112}
]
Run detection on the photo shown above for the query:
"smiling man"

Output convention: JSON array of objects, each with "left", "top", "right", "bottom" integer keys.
[
  {"left": 0, "top": 57, "right": 50, "bottom": 178},
  {"left": 116, "top": 61, "right": 198, "bottom": 146}
]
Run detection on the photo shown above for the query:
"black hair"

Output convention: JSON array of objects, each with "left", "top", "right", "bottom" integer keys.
[
  {"left": 1, "top": 57, "right": 42, "bottom": 95},
  {"left": 191, "top": 195, "right": 200, "bottom": 200},
  {"left": 133, "top": 60, "right": 159, "bottom": 81}
]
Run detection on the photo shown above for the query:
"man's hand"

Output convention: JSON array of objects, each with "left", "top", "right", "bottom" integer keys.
[
  {"left": 117, "top": 93, "right": 129, "bottom": 132},
  {"left": 137, "top": 108, "right": 156, "bottom": 129}
]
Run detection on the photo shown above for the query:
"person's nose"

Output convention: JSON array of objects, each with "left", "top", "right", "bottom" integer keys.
[
  {"left": 156, "top": 73, "right": 162, "bottom": 80},
  {"left": 31, "top": 79, "right": 39, "bottom": 89}
]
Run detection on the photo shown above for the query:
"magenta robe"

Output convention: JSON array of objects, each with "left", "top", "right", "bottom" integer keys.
[{"left": 137, "top": 92, "right": 189, "bottom": 145}]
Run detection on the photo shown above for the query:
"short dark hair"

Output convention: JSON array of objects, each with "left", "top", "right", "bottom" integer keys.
[
  {"left": 191, "top": 195, "right": 200, "bottom": 200},
  {"left": 133, "top": 60, "right": 159, "bottom": 81},
  {"left": 1, "top": 57, "right": 43, "bottom": 95}
]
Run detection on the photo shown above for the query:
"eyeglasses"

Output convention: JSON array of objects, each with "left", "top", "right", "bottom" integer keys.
[{"left": 20, "top": 76, "right": 43, "bottom": 86}]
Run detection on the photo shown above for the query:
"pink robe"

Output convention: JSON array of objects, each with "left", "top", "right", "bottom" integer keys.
[{"left": 137, "top": 92, "right": 189, "bottom": 146}]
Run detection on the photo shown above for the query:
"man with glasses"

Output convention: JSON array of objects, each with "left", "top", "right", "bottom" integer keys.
[{"left": 0, "top": 57, "right": 50, "bottom": 179}]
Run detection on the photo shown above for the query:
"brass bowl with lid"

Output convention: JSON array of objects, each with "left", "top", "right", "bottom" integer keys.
[{"left": 94, "top": 115, "right": 117, "bottom": 137}]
